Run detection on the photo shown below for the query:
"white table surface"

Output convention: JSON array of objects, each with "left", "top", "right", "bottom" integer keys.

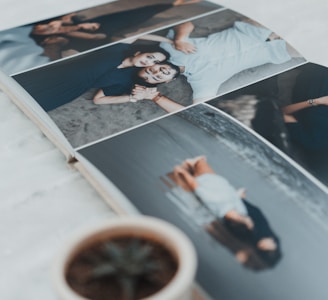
[{"left": 0, "top": 0, "right": 328, "bottom": 299}]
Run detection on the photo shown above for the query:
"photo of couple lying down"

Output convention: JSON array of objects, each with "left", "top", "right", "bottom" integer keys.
[
  {"left": 13, "top": 9, "right": 304, "bottom": 148},
  {"left": 171, "top": 155, "right": 281, "bottom": 270}
]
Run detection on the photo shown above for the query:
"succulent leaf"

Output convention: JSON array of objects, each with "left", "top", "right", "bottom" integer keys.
[{"left": 87, "top": 238, "right": 163, "bottom": 299}]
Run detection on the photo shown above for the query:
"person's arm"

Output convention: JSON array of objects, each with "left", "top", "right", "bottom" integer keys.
[
  {"left": 225, "top": 210, "right": 254, "bottom": 230},
  {"left": 76, "top": 22, "right": 101, "bottom": 31},
  {"left": 282, "top": 96, "right": 328, "bottom": 115},
  {"left": 93, "top": 89, "right": 136, "bottom": 105},
  {"left": 132, "top": 85, "right": 184, "bottom": 113},
  {"left": 173, "top": 21, "right": 196, "bottom": 53},
  {"left": 173, "top": 0, "right": 203, "bottom": 5},
  {"left": 152, "top": 94, "right": 185, "bottom": 112},
  {"left": 66, "top": 30, "right": 106, "bottom": 40},
  {"left": 174, "top": 21, "right": 195, "bottom": 41},
  {"left": 136, "top": 25, "right": 195, "bottom": 53},
  {"left": 173, "top": 165, "right": 198, "bottom": 191},
  {"left": 61, "top": 49, "right": 79, "bottom": 57}
]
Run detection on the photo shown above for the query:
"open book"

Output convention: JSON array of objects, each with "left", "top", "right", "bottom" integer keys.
[{"left": 1, "top": 0, "right": 327, "bottom": 299}]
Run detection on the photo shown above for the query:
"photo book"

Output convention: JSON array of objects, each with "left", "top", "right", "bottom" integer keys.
[{"left": 0, "top": 0, "right": 327, "bottom": 299}]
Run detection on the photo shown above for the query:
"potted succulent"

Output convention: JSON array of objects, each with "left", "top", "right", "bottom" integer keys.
[{"left": 53, "top": 216, "right": 197, "bottom": 300}]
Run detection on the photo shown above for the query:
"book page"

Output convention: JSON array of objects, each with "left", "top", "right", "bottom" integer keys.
[
  {"left": 208, "top": 62, "right": 328, "bottom": 187},
  {"left": 78, "top": 103, "right": 328, "bottom": 300}
]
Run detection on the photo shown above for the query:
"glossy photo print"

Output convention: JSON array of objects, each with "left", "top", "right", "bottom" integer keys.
[
  {"left": 208, "top": 62, "right": 328, "bottom": 187},
  {"left": 78, "top": 104, "right": 328, "bottom": 300},
  {"left": 13, "top": 8, "right": 305, "bottom": 149},
  {"left": 0, "top": 0, "right": 221, "bottom": 75}
]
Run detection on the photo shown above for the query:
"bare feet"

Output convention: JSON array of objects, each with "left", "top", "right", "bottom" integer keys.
[
  {"left": 173, "top": 165, "right": 185, "bottom": 175},
  {"left": 183, "top": 155, "right": 206, "bottom": 169},
  {"left": 181, "top": 160, "right": 192, "bottom": 173}
]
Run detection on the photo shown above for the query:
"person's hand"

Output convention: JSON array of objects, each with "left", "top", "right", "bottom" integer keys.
[
  {"left": 174, "top": 40, "right": 197, "bottom": 54},
  {"left": 173, "top": 165, "right": 186, "bottom": 175},
  {"left": 315, "top": 95, "right": 328, "bottom": 105},
  {"left": 244, "top": 216, "right": 254, "bottom": 230},
  {"left": 257, "top": 238, "right": 277, "bottom": 251},
  {"left": 60, "top": 13, "right": 77, "bottom": 24},
  {"left": 61, "top": 49, "right": 80, "bottom": 57},
  {"left": 132, "top": 84, "right": 158, "bottom": 101},
  {"left": 78, "top": 22, "right": 100, "bottom": 31}
]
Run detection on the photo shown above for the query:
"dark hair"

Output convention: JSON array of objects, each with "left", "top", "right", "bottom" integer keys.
[
  {"left": 256, "top": 246, "right": 282, "bottom": 268},
  {"left": 206, "top": 220, "right": 271, "bottom": 271}
]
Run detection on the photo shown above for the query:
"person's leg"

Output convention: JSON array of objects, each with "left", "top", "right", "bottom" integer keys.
[
  {"left": 173, "top": 0, "right": 203, "bottom": 5},
  {"left": 283, "top": 114, "right": 297, "bottom": 123},
  {"left": 173, "top": 165, "right": 198, "bottom": 191}
]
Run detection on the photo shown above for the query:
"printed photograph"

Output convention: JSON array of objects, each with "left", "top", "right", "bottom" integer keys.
[
  {"left": 13, "top": 9, "right": 305, "bottom": 148},
  {"left": 0, "top": 0, "right": 221, "bottom": 75},
  {"left": 78, "top": 104, "right": 328, "bottom": 300},
  {"left": 208, "top": 62, "right": 328, "bottom": 186}
]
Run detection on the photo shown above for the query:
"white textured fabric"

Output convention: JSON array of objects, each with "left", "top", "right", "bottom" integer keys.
[{"left": 195, "top": 173, "right": 247, "bottom": 218}]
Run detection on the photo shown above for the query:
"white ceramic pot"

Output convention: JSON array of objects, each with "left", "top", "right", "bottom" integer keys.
[{"left": 53, "top": 216, "right": 197, "bottom": 300}]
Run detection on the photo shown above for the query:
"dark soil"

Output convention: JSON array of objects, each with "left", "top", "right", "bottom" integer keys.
[{"left": 66, "top": 236, "right": 178, "bottom": 300}]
